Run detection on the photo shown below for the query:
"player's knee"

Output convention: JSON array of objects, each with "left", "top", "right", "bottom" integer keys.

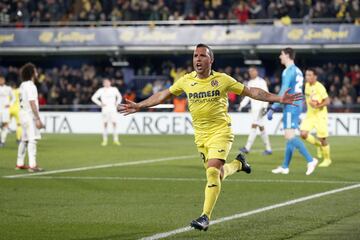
[
  {"left": 206, "top": 167, "right": 220, "bottom": 182},
  {"left": 300, "top": 131, "right": 308, "bottom": 139},
  {"left": 207, "top": 159, "right": 224, "bottom": 169},
  {"left": 259, "top": 126, "right": 264, "bottom": 131},
  {"left": 320, "top": 138, "right": 327, "bottom": 146},
  {"left": 251, "top": 124, "right": 257, "bottom": 129}
]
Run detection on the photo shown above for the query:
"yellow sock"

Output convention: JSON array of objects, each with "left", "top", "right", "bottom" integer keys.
[
  {"left": 306, "top": 135, "right": 322, "bottom": 147},
  {"left": 322, "top": 145, "right": 331, "bottom": 161},
  {"left": 317, "top": 146, "right": 323, "bottom": 159},
  {"left": 16, "top": 125, "right": 22, "bottom": 141},
  {"left": 223, "top": 160, "right": 240, "bottom": 180},
  {"left": 202, "top": 167, "right": 221, "bottom": 219}
]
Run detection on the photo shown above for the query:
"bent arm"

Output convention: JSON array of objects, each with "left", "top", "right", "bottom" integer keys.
[
  {"left": 30, "top": 100, "right": 40, "bottom": 120},
  {"left": 91, "top": 91, "right": 102, "bottom": 106},
  {"left": 318, "top": 97, "right": 330, "bottom": 108},
  {"left": 137, "top": 89, "right": 173, "bottom": 109},
  {"left": 241, "top": 87, "right": 283, "bottom": 103}
]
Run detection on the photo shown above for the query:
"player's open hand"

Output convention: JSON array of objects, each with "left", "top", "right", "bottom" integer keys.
[
  {"left": 118, "top": 99, "right": 140, "bottom": 116},
  {"left": 280, "top": 88, "right": 303, "bottom": 106}
]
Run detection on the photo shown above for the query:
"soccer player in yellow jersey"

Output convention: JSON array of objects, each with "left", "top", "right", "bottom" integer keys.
[
  {"left": 300, "top": 68, "right": 331, "bottom": 167},
  {"left": 9, "top": 82, "right": 22, "bottom": 143},
  {"left": 119, "top": 44, "right": 302, "bottom": 231}
]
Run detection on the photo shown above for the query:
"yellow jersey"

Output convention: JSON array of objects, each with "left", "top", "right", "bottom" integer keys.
[
  {"left": 10, "top": 88, "right": 20, "bottom": 110},
  {"left": 169, "top": 71, "right": 244, "bottom": 134},
  {"left": 304, "top": 81, "right": 328, "bottom": 117}
]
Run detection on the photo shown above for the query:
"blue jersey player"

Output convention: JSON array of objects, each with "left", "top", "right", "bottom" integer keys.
[{"left": 267, "top": 48, "right": 318, "bottom": 175}]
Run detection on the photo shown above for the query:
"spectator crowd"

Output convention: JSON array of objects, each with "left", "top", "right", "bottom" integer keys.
[
  {"left": 1, "top": 0, "right": 359, "bottom": 26},
  {"left": 1, "top": 61, "right": 359, "bottom": 112}
]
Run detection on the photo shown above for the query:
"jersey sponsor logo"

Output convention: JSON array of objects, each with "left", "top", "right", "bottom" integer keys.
[
  {"left": 211, "top": 79, "right": 219, "bottom": 87},
  {"left": 218, "top": 149, "right": 225, "bottom": 153},
  {"left": 207, "top": 184, "right": 218, "bottom": 188},
  {"left": 188, "top": 90, "right": 220, "bottom": 99},
  {"left": 190, "top": 82, "right": 198, "bottom": 86}
]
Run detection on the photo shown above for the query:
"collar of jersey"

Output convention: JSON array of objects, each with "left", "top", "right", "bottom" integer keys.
[{"left": 193, "top": 70, "right": 215, "bottom": 82}]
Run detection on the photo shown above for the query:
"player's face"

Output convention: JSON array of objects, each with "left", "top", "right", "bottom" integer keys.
[
  {"left": 305, "top": 71, "right": 316, "bottom": 84},
  {"left": 248, "top": 68, "right": 258, "bottom": 79},
  {"left": 279, "top": 51, "right": 288, "bottom": 65},
  {"left": 0, "top": 77, "right": 4, "bottom": 85},
  {"left": 103, "top": 79, "right": 111, "bottom": 87},
  {"left": 193, "top": 47, "right": 213, "bottom": 77}
]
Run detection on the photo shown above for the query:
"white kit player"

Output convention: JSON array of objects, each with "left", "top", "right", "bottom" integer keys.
[
  {"left": 16, "top": 63, "right": 45, "bottom": 172},
  {"left": 238, "top": 66, "right": 272, "bottom": 155},
  {"left": 0, "top": 75, "right": 15, "bottom": 147},
  {"left": 91, "top": 78, "right": 122, "bottom": 146}
]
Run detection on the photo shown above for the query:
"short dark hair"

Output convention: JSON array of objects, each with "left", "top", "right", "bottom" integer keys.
[
  {"left": 282, "top": 47, "right": 296, "bottom": 60},
  {"left": 196, "top": 43, "right": 214, "bottom": 60},
  {"left": 306, "top": 68, "right": 318, "bottom": 76},
  {"left": 20, "top": 63, "right": 36, "bottom": 81}
]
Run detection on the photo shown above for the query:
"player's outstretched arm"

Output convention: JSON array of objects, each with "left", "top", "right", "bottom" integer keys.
[
  {"left": 118, "top": 89, "right": 173, "bottom": 115},
  {"left": 242, "top": 87, "right": 303, "bottom": 105}
]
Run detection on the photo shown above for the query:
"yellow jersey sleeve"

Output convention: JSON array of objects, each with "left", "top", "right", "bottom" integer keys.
[
  {"left": 169, "top": 75, "right": 187, "bottom": 96},
  {"left": 225, "top": 74, "right": 244, "bottom": 95}
]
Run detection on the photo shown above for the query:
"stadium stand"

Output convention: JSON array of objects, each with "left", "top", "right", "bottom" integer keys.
[
  {"left": 1, "top": 0, "right": 359, "bottom": 26},
  {"left": 0, "top": 61, "right": 359, "bottom": 111}
]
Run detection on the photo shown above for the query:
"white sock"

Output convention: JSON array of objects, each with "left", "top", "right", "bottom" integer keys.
[
  {"left": 28, "top": 140, "right": 37, "bottom": 168},
  {"left": 245, "top": 128, "right": 257, "bottom": 151},
  {"left": 260, "top": 130, "right": 271, "bottom": 151},
  {"left": 113, "top": 124, "right": 118, "bottom": 142},
  {"left": 17, "top": 141, "right": 27, "bottom": 166},
  {"left": 103, "top": 127, "right": 108, "bottom": 142},
  {"left": 1, "top": 127, "right": 8, "bottom": 143}
]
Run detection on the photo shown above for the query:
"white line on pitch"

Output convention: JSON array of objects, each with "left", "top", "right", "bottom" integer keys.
[
  {"left": 3, "top": 148, "right": 284, "bottom": 179},
  {"left": 139, "top": 183, "right": 360, "bottom": 240},
  {"left": 16, "top": 176, "right": 360, "bottom": 185},
  {"left": 3, "top": 155, "right": 197, "bottom": 179}
]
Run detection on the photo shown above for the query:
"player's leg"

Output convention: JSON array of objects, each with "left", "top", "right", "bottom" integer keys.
[
  {"left": 112, "top": 121, "right": 121, "bottom": 145},
  {"left": 241, "top": 110, "right": 260, "bottom": 153},
  {"left": 300, "top": 117, "right": 321, "bottom": 146},
  {"left": 289, "top": 111, "right": 318, "bottom": 175},
  {"left": 316, "top": 120, "right": 331, "bottom": 167},
  {"left": 259, "top": 125, "right": 272, "bottom": 155},
  {"left": 272, "top": 129, "right": 294, "bottom": 174},
  {"left": 12, "top": 108, "right": 22, "bottom": 142},
  {"left": 16, "top": 116, "right": 29, "bottom": 169},
  {"left": 102, "top": 112, "right": 109, "bottom": 146},
  {"left": 111, "top": 111, "right": 120, "bottom": 145},
  {"left": 0, "top": 109, "right": 10, "bottom": 146},
  {"left": 272, "top": 111, "right": 317, "bottom": 175},
  {"left": 27, "top": 118, "right": 43, "bottom": 172},
  {"left": 318, "top": 138, "right": 331, "bottom": 167},
  {"left": 241, "top": 123, "right": 257, "bottom": 153}
]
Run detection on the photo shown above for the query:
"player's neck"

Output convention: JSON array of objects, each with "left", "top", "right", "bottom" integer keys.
[
  {"left": 285, "top": 61, "right": 294, "bottom": 68},
  {"left": 309, "top": 81, "right": 317, "bottom": 86},
  {"left": 196, "top": 69, "right": 212, "bottom": 79}
]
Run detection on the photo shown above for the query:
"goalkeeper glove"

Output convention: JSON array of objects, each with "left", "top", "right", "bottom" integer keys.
[{"left": 267, "top": 106, "right": 275, "bottom": 120}]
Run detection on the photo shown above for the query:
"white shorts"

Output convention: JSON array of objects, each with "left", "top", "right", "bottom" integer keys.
[
  {"left": 20, "top": 111, "right": 41, "bottom": 141},
  {"left": 251, "top": 108, "right": 266, "bottom": 126},
  {"left": 0, "top": 108, "right": 10, "bottom": 123},
  {"left": 102, "top": 110, "right": 117, "bottom": 123}
]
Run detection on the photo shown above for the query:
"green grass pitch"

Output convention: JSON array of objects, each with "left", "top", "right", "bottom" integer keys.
[{"left": 0, "top": 134, "right": 359, "bottom": 240}]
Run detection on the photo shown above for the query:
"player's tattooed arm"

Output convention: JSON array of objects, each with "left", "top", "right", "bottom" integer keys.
[
  {"left": 119, "top": 89, "right": 173, "bottom": 115},
  {"left": 242, "top": 87, "right": 303, "bottom": 105}
]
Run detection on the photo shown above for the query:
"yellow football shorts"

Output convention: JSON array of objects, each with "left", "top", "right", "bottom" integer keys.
[
  {"left": 195, "top": 128, "right": 234, "bottom": 169},
  {"left": 300, "top": 115, "right": 329, "bottom": 138}
]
